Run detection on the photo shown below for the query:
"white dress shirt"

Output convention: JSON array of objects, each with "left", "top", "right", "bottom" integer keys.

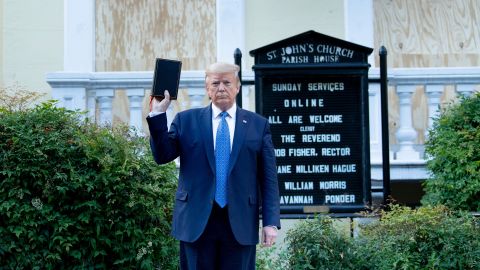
[{"left": 211, "top": 103, "right": 236, "bottom": 151}]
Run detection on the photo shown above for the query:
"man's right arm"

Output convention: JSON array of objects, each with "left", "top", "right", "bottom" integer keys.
[{"left": 147, "top": 90, "right": 179, "bottom": 164}]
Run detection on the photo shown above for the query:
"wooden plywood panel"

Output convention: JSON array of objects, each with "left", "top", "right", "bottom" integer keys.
[
  {"left": 96, "top": 0, "right": 216, "bottom": 126},
  {"left": 375, "top": 0, "right": 480, "bottom": 149},
  {"left": 374, "top": 0, "right": 480, "bottom": 68},
  {"left": 96, "top": 0, "right": 216, "bottom": 71}
]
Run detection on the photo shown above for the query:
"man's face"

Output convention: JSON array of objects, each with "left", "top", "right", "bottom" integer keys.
[{"left": 206, "top": 72, "right": 240, "bottom": 111}]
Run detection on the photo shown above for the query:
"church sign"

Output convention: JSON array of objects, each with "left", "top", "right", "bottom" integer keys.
[{"left": 250, "top": 31, "right": 373, "bottom": 214}]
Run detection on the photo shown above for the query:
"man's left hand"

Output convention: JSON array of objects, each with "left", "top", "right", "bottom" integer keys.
[{"left": 261, "top": 226, "right": 278, "bottom": 247}]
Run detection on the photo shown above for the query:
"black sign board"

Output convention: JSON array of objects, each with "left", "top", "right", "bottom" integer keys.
[{"left": 250, "top": 31, "right": 373, "bottom": 214}]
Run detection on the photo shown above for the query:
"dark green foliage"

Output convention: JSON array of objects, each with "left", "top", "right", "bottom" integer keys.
[
  {"left": 286, "top": 216, "right": 357, "bottom": 270},
  {"left": 255, "top": 244, "right": 290, "bottom": 270},
  {"left": 257, "top": 206, "right": 480, "bottom": 270},
  {"left": 256, "top": 216, "right": 357, "bottom": 270},
  {"left": 0, "top": 101, "right": 179, "bottom": 269},
  {"left": 356, "top": 205, "right": 480, "bottom": 270},
  {"left": 422, "top": 92, "right": 480, "bottom": 211}
]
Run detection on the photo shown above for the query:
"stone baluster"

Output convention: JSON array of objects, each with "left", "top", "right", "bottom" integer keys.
[
  {"left": 395, "top": 84, "right": 420, "bottom": 160},
  {"left": 425, "top": 84, "right": 444, "bottom": 138},
  {"left": 126, "top": 88, "right": 145, "bottom": 133},
  {"left": 86, "top": 90, "right": 96, "bottom": 120},
  {"left": 368, "top": 83, "right": 382, "bottom": 163},
  {"left": 188, "top": 88, "right": 206, "bottom": 108},
  {"left": 95, "top": 88, "right": 114, "bottom": 125},
  {"left": 456, "top": 84, "right": 476, "bottom": 97}
]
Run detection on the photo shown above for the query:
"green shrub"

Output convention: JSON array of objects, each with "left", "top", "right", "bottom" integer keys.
[
  {"left": 356, "top": 205, "right": 480, "bottom": 270},
  {"left": 281, "top": 216, "right": 357, "bottom": 270},
  {"left": 259, "top": 206, "right": 480, "bottom": 270},
  {"left": 255, "top": 244, "right": 290, "bottom": 270},
  {"left": 0, "top": 101, "right": 179, "bottom": 269},
  {"left": 422, "top": 92, "right": 480, "bottom": 211}
]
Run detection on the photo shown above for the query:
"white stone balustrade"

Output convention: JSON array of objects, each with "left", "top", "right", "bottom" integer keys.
[
  {"left": 126, "top": 88, "right": 145, "bottom": 133},
  {"left": 457, "top": 84, "right": 476, "bottom": 97},
  {"left": 425, "top": 84, "right": 444, "bottom": 138},
  {"left": 395, "top": 84, "right": 420, "bottom": 161},
  {"left": 95, "top": 88, "right": 114, "bottom": 125},
  {"left": 388, "top": 67, "right": 480, "bottom": 161},
  {"left": 47, "top": 67, "right": 480, "bottom": 181}
]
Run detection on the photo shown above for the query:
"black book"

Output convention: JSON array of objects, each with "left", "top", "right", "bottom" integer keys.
[{"left": 151, "top": 58, "right": 182, "bottom": 100}]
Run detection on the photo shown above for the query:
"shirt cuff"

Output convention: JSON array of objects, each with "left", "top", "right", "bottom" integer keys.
[
  {"left": 264, "top": 225, "right": 279, "bottom": 231},
  {"left": 148, "top": 111, "right": 164, "bottom": 118}
]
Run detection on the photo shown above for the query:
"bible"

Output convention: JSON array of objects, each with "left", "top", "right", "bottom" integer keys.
[{"left": 151, "top": 58, "right": 182, "bottom": 100}]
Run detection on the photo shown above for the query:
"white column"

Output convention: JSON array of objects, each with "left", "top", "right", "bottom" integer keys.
[
  {"left": 456, "top": 84, "right": 476, "bottom": 97},
  {"left": 216, "top": 0, "right": 245, "bottom": 63},
  {"left": 64, "top": 0, "right": 95, "bottom": 71},
  {"left": 368, "top": 83, "right": 382, "bottom": 163},
  {"left": 95, "top": 89, "right": 114, "bottom": 125},
  {"left": 425, "top": 84, "right": 444, "bottom": 138},
  {"left": 395, "top": 85, "right": 420, "bottom": 160},
  {"left": 126, "top": 88, "right": 145, "bottom": 133},
  {"left": 86, "top": 90, "right": 96, "bottom": 120},
  {"left": 344, "top": 0, "right": 374, "bottom": 66}
]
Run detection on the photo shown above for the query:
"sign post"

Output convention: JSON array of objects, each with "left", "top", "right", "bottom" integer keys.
[{"left": 250, "top": 31, "right": 373, "bottom": 215}]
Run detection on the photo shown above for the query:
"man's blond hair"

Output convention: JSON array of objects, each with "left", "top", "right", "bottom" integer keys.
[{"left": 205, "top": 62, "right": 241, "bottom": 86}]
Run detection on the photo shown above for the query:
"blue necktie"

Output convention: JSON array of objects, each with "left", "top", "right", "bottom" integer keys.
[{"left": 215, "top": 112, "right": 230, "bottom": 208}]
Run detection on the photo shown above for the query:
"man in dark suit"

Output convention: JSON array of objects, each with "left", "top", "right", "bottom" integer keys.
[{"left": 147, "top": 62, "right": 280, "bottom": 269}]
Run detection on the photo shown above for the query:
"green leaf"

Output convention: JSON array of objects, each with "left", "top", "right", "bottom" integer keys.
[{"left": 12, "top": 226, "right": 24, "bottom": 238}]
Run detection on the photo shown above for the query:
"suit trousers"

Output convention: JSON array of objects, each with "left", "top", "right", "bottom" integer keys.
[{"left": 179, "top": 202, "right": 256, "bottom": 270}]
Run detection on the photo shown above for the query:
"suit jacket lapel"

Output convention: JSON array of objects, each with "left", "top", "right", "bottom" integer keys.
[
  {"left": 199, "top": 105, "right": 215, "bottom": 174},
  {"left": 229, "top": 107, "right": 249, "bottom": 173}
]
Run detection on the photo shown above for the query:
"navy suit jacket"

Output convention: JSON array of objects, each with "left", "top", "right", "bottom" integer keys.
[{"left": 147, "top": 104, "right": 280, "bottom": 245}]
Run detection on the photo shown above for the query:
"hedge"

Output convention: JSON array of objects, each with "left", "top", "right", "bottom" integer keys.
[{"left": 0, "top": 100, "right": 179, "bottom": 269}]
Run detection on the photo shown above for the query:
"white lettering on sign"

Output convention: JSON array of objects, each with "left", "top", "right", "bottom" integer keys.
[
  {"left": 321, "top": 147, "right": 351, "bottom": 156},
  {"left": 300, "top": 126, "right": 315, "bottom": 132},
  {"left": 281, "top": 134, "right": 295, "bottom": 143},
  {"left": 280, "top": 195, "right": 314, "bottom": 205},
  {"left": 319, "top": 181, "right": 347, "bottom": 190},
  {"left": 295, "top": 164, "right": 329, "bottom": 173},
  {"left": 268, "top": 115, "right": 282, "bottom": 124},
  {"left": 275, "top": 148, "right": 286, "bottom": 157},
  {"left": 316, "top": 44, "right": 354, "bottom": 58},
  {"left": 264, "top": 43, "right": 355, "bottom": 62},
  {"left": 289, "top": 148, "right": 317, "bottom": 157},
  {"left": 302, "top": 134, "right": 341, "bottom": 143},
  {"left": 284, "top": 99, "right": 324, "bottom": 108},
  {"left": 309, "top": 115, "right": 343, "bottom": 123},
  {"left": 280, "top": 44, "right": 313, "bottom": 55},
  {"left": 307, "top": 82, "right": 344, "bottom": 92},
  {"left": 284, "top": 181, "right": 314, "bottom": 190},
  {"left": 266, "top": 50, "right": 278, "bottom": 60},
  {"left": 288, "top": 115, "right": 303, "bottom": 124},
  {"left": 272, "top": 83, "right": 302, "bottom": 91},
  {"left": 282, "top": 56, "right": 309, "bottom": 63},
  {"left": 277, "top": 165, "right": 291, "bottom": 174},
  {"left": 313, "top": 55, "right": 339, "bottom": 63},
  {"left": 332, "top": 164, "right": 356, "bottom": 173},
  {"left": 325, "top": 195, "right": 355, "bottom": 204}
]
